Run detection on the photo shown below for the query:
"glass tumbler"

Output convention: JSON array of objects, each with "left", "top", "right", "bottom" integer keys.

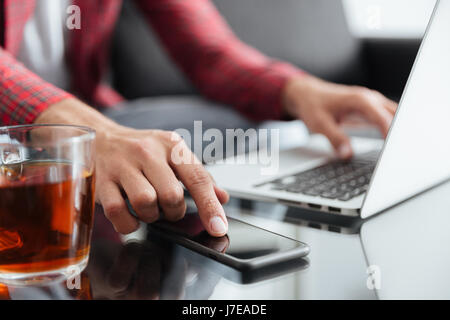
[{"left": 0, "top": 125, "right": 96, "bottom": 285}]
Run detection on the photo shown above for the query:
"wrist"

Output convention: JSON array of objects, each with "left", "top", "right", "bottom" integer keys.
[
  {"left": 34, "top": 98, "right": 122, "bottom": 133},
  {"left": 282, "top": 75, "right": 311, "bottom": 118},
  {"left": 281, "top": 74, "right": 324, "bottom": 119}
]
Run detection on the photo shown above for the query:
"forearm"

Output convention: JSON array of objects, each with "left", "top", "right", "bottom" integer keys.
[{"left": 136, "top": 0, "right": 304, "bottom": 121}]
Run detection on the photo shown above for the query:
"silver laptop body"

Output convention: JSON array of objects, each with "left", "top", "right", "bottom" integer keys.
[{"left": 208, "top": 0, "right": 450, "bottom": 218}]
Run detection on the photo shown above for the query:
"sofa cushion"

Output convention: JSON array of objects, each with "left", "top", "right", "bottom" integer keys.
[{"left": 112, "top": 0, "right": 367, "bottom": 99}]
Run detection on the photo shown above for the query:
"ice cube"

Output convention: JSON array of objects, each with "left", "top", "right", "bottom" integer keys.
[{"left": 1, "top": 146, "right": 25, "bottom": 164}]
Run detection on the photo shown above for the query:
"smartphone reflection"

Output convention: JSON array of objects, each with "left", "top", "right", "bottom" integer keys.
[{"left": 0, "top": 207, "right": 309, "bottom": 300}]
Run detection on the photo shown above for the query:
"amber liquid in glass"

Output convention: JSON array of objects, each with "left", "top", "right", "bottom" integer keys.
[{"left": 0, "top": 161, "right": 95, "bottom": 274}]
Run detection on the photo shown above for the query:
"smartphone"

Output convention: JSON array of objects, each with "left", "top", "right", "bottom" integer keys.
[{"left": 147, "top": 211, "right": 310, "bottom": 271}]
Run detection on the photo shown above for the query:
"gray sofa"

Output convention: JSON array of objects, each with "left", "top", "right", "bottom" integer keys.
[{"left": 109, "top": 0, "right": 420, "bottom": 135}]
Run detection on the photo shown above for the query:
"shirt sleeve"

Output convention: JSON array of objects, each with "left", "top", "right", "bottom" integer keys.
[
  {"left": 135, "top": 0, "right": 305, "bottom": 121},
  {"left": 0, "top": 48, "right": 72, "bottom": 126}
]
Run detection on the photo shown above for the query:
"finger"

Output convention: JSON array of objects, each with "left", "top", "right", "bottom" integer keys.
[
  {"left": 369, "top": 89, "right": 398, "bottom": 116},
  {"left": 142, "top": 163, "right": 186, "bottom": 222},
  {"left": 208, "top": 171, "right": 230, "bottom": 204},
  {"left": 312, "top": 111, "right": 353, "bottom": 159},
  {"left": 120, "top": 170, "right": 159, "bottom": 223},
  {"left": 204, "top": 235, "right": 230, "bottom": 252},
  {"left": 170, "top": 145, "right": 228, "bottom": 237},
  {"left": 384, "top": 97, "right": 398, "bottom": 115},
  {"left": 214, "top": 184, "right": 229, "bottom": 204},
  {"left": 98, "top": 181, "right": 139, "bottom": 234},
  {"left": 351, "top": 91, "right": 393, "bottom": 137}
]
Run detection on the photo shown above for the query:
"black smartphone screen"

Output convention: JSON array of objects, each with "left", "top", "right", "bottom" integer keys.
[{"left": 149, "top": 211, "right": 306, "bottom": 260}]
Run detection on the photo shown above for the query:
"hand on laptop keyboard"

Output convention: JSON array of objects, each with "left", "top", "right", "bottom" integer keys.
[
  {"left": 259, "top": 152, "right": 377, "bottom": 201},
  {"left": 282, "top": 76, "right": 396, "bottom": 159}
]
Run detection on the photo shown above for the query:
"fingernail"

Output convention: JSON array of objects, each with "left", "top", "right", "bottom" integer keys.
[
  {"left": 338, "top": 144, "right": 352, "bottom": 159},
  {"left": 209, "top": 216, "right": 227, "bottom": 235}
]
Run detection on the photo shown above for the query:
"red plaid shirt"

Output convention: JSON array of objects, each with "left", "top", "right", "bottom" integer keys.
[{"left": 0, "top": 0, "right": 304, "bottom": 126}]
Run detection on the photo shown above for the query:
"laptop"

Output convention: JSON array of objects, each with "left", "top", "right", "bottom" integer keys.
[
  {"left": 360, "top": 178, "right": 450, "bottom": 299},
  {"left": 207, "top": 0, "right": 450, "bottom": 219}
]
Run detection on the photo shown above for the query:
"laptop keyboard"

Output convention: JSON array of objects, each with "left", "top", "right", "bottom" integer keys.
[{"left": 258, "top": 151, "right": 378, "bottom": 201}]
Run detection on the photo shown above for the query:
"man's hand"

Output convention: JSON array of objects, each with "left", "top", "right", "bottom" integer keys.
[
  {"left": 283, "top": 75, "right": 398, "bottom": 159},
  {"left": 35, "top": 98, "right": 229, "bottom": 236}
]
